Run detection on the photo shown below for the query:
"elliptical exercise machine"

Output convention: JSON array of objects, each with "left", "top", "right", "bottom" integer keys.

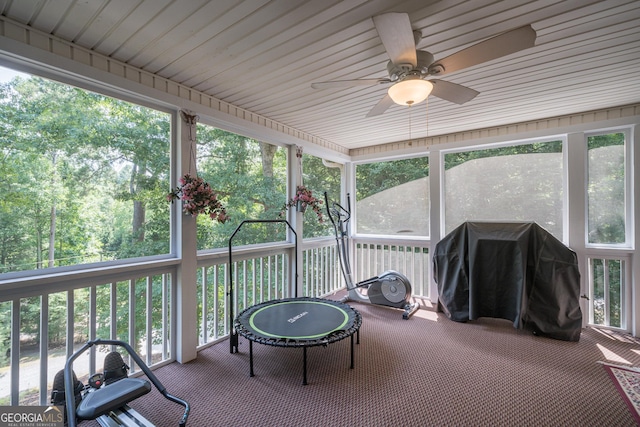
[{"left": 325, "top": 192, "right": 419, "bottom": 319}]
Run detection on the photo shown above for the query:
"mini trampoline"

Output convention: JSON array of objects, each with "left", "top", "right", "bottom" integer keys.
[
  {"left": 234, "top": 297, "right": 362, "bottom": 385},
  {"left": 228, "top": 219, "right": 362, "bottom": 385}
]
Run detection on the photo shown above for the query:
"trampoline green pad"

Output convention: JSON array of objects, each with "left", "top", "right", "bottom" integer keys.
[{"left": 235, "top": 298, "right": 360, "bottom": 344}]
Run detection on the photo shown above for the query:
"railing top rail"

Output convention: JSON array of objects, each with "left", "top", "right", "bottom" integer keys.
[
  {"left": 0, "top": 258, "right": 179, "bottom": 302},
  {"left": 353, "top": 236, "right": 431, "bottom": 247},
  {"left": 199, "top": 241, "right": 294, "bottom": 266}
]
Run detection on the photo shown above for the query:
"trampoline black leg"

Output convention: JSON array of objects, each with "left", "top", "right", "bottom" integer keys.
[
  {"left": 302, "top": 347, "right": 308, "bottom": 386},
  {"left": 249, "top": 340, "right": 254, "bottom": 377},
  {"left": 230, "top": 331, "right": 239, "bottom": 353},
  {"left": 350, "top": 334, "right": 354, "bottom": 369}
]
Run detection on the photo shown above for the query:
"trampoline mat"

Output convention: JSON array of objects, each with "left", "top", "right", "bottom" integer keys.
[{"left": 235, "top": 297, "right": 361, "bottom": 348}]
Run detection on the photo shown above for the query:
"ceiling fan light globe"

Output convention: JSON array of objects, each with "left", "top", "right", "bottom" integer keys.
[{"left": 388, "top": 79, "right": 433, "bottom": 106}]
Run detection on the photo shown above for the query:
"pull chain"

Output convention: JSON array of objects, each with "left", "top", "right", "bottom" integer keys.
[
  {"left": 408, "top": 105, "right": 412, "bottom": 142},
  {"left": 425, "top": 97, "right": 429, "bottom": 138}
]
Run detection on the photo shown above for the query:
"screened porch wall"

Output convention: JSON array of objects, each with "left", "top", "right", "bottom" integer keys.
[{"left": 0, "top": 13, "right": 638, "bottom": 410}]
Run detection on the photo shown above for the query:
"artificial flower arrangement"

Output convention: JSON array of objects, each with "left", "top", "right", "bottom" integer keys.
[
  {"left": 167, "top": 173, "right": 228, "bottom": 223},
  {"left": 282, "top": 185, "right": 323, "bottom": 222}
]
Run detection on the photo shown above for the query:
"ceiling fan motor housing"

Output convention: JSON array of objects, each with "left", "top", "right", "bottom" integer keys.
[
  {"left": 386, "top": 50, "right": 435, "bottom": 81},
  {"left": 416, "top": 50, "right": 435, "bottom": 74}
]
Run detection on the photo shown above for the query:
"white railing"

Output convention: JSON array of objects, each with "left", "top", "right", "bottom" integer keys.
[
  {"left": 195, "top": 239, "right": 344, "bottom": 348},
  {"left": 0, "top": 237, "right": 430, "bottom": 406},
  {"left": 196, "top": 246, "right": 293, "bottom": 347},
  {"left": 302, "top": 239, "right": 343, "bottom": 298},
  {"left": 0, "top": 261, "right": 178, "bottom": 406},
  {"left": 587, "top": 253, "right": 631, "bottom": 330},
  {"left": 353, "top": 238, "right": 431, "bottom": 299}
]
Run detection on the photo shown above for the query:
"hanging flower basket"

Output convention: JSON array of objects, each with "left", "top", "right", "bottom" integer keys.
[
  {"left": 282, "top": 185, "right": 323, "bottom": 222},
  {"left": 167, "top": 174, "right": 228, "bottom": 223}
]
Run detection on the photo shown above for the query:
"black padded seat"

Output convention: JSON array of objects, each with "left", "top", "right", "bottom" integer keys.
[{"left": 76, "top": 378, "right": 151, "bottom": 420}]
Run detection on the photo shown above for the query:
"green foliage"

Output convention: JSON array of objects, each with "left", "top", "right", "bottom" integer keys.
[
  {"left": 591, "top": 258, "right": 623, "bottom": 327},
  {"left": 0, "top": 74, "right": 343, "bottom": 354},
  {"left": 587, "top": 132, "right": 624, "bottom": 149},
  {"left": 0, "top": 76, "right": 171, "bottom": 272},
  {"left": 444, "top": 141, "right": 562, "bottom": 170},
  {"left": 356, "top": 156, "right": 429, "bottom": 200},
  {"left": 300, "top": 154, "right": 340, "bottom": 238},
  {"left": 194, "top": 124, "right": 289, "bottom": 247},
  {"left": 0, "top": 301, "right": 10, "bottom": 363}
]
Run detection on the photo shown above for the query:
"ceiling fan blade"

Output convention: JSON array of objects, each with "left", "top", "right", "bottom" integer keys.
[
  {"left": 428, "top": 25, "right": 537, "bottom": 76},
  {"left": 372, "top": 13, "right": 417, "bottom": 67},
  {"left": 311, "top": 78, "right": 390, "bottom": 89},
  {"left": 366, "top": 94, "right": 395, "bottom": 117},
  {"left": 430, "top": 80, "right": 479, "bottom": 105}
]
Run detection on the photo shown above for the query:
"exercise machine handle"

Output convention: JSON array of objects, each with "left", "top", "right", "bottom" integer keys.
[
  {"left": 64, "top": 339, "right": 190, "bottom": 427},
  {"left": 324, "top": 192, "right": 351, "bottom": 232},
  {"left": 324, "top": 192, "right": 336, "bottom": 227}
]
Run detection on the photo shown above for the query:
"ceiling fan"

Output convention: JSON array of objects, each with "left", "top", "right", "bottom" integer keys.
[{"left": 311, "top": 12, "right": 537, "bottom": 117}]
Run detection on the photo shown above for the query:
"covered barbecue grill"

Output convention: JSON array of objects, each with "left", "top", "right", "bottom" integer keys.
[{"left": 433, "top": 221, "right": 582, "bottom": 341}]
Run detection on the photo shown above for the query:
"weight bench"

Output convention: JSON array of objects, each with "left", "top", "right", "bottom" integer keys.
[
  {"left": 77, "top": 377, "right": 151, "bottom": 425},
  {"left": 63, "top": 339, "right": 189, "bottom": 427}
]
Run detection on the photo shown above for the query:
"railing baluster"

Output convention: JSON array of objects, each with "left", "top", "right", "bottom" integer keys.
[
  {"left": 66, "top": 290, "right": 74, "bottom": 360},
  {"left": 162, "top": 274, "right": 169, "bottom": 359},
  {"left": 39, "top": 294, "right": 49, "bottom": 405},
  {"left": 604, "top": 259, "right": 611, "bottom": 326},
  {"left": 89, "top": 286, "right": 97, "bottom": 374},
  {"left": 321, "top": 247, "right": 326, "bottom": 296},
  {"left": 213, "top": 266, "right": 219, "bottom": 340},
  {"left": 245, "top": 260, "right": 250, "bottom": 309},
  {"left": 110, "top": 282, "right": 117, "bottom": 348},
  {"left": 201, "top": 267, "right": 208, "bottom": 345},
  {"left": 277, "top": 253, "right": 281, "bottom": 298},
  {"left": 223, "top": 263, "right": 229, "bottom": 335},
  {"left": 251, "top": 259, "right": 257, "bottom": 307},
  {"left": 146, "top": 276, "right": 152, "bottom": 365},
  {"left": 128, "top": 279, "right": 135, "bottom": 372},
  {"left": 267, "top": 256, "right": 272, "bottom": 300},
  {"left": 10, "top": 299, "right": 19, "bottom": 405}
]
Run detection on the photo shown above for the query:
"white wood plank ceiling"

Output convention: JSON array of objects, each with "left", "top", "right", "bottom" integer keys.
[{"left": 1, "top": 0, "right": 639, "bottom": 152}]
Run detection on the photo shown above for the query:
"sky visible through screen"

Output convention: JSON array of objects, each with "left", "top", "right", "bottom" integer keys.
[{"left": 0, "top": 65, "right": 28, "bottom": 82}]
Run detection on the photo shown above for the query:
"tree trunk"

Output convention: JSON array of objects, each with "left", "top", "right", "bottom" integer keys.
[
  {"left": 48, "top": 203, "right": 56, "bottom": 267},
  {"left": 132, "top": 201, "right": 145, "bottom": 242},
  {"left": 36, "top": 214, "right": 42, "bottom": 270},
  {"left": 259, "top": 142, "right": 277, "bottom": 178},
  {"left": 48, "top": 152, "right": 57, "bottom": 268},
  {"left": 130, "top": 164, "right": 145, "bottom": 242}
]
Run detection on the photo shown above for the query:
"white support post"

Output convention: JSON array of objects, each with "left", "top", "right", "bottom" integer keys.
[
  {"left": 429, "top": 147, "right": 442, "bottom": 304},
  {"left": 176, "top": 111, "right": 198, "bottom": 363},
  {"left": 345, "top": 162, "right": 356, "bottom": 285},
  {"left": 631, "top": 125, "right": 640, "bottom": 336},
  {"left": 289, "top": 145, "right": 303, "bottom": 297},
  {"left": 566, "top": 133, "right": 588, "bottom": 327}
]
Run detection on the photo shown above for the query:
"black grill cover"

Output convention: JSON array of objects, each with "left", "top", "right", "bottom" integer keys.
[{"left": 433, "top": 222, "right": 582, "bottom": 341}]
